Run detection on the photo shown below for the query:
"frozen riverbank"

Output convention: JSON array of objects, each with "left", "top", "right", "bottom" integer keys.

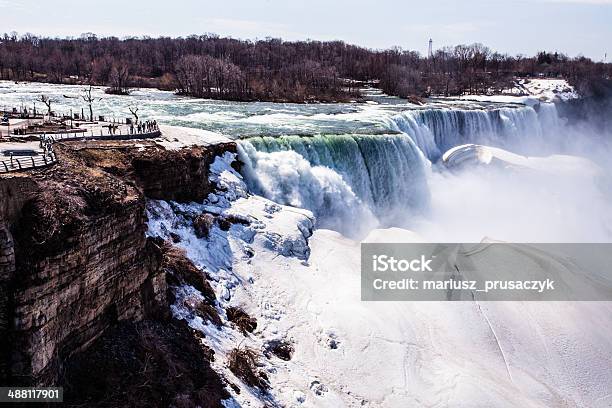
[{"left": 147, "top": 150, "right": 612, "bottom": 407}]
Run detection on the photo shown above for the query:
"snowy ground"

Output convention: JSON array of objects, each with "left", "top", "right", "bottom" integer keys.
[
  {"left": 456, "top": 79, "right": 579, "bottom": 105},
  {"left": 147, "top": 150, "right": 612, "bottom": 408},
  {"left": 156, "top": 124, "right": 233, "bottom": 149},
  {"left": 514, "top": 78, "right": 579, "bottom": 101}
]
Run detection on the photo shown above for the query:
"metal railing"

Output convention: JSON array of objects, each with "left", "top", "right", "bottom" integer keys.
[
  {"left": 46, "top": 127, "right": 161, "bottom": 142},
  {"left": 0, "top": 152, "right": 57, "bottom": 173},
  {"left": 1, "top": 126, "right": 161, "bottom": 174},
  {"left": 1, "top": 107, "right": 133, "bottom": 124}
]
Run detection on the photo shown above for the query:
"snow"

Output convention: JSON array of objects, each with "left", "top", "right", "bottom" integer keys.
[
  {"left": 516, "top": 78, "right": 579, "bottom": 102},
  {"left": 363, "top": 227, "right": 425, "bottom": 243},
  {"left": 455, "top": 79, "right": 579, "bottom": 105},
  {"left": 155, "top": 124, "right": 232, "bottom": 149},
  {"left": 147, "top": 152, "right": 317, "bottom": 406},
  {"left": 147, "top": 151, "right": 612, "bottom": 408},
  {"left": 456, "top": 94, "right": 539, "bottom": 105},
  {"left": 442, "top": 143, "right": 602, "bottom": 177}
]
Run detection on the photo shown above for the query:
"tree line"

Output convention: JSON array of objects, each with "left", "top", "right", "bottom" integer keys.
[{"left": 0, "top": 32, "right": 609, "bottom": 102}]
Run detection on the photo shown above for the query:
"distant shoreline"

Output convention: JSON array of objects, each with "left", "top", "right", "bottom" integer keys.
[{"left": 1, "top": 34, "right": 608, "bottom": 105}]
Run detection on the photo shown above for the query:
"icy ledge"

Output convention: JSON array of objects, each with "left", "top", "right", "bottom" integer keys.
[
  {"left": 147, "top": 152, "right": 317, "bottom": 406},
  {"left": 442, "top": 143, "right": 602, "bottom": 178},
  {"left": 145, "top": 151, "right": 612, "bottom": 408}
]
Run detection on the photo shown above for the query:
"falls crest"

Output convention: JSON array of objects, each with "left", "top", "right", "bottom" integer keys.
[
  {"left": 238, "top": 103, "right": 562, "bottom": 236},
  {"left": 388, "top": 104, "right": 560, "bottom": 161}
]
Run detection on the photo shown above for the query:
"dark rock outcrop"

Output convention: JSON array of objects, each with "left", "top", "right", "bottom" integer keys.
[
  {"left": 61, "top": 140, "right": 237, "bottom": 202},
  {"left": 61, "top": 319, "right": 229, "bottom": 407},
  {"left": 555, "top": 79, "right": 612, "bottom": 135},
  {"left": 0, "top": 222, "right": 15, "bottom": 382},
  {"left": 0, "top": 138, "right": 236, "bottom": 391}
]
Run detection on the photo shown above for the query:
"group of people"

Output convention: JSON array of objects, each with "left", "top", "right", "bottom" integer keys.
[
  {"left": 39, "top": 135, "right": 54, "bottom": 157},
  {"left": 130, "top": 120, "right": 158, "bottom": 134},
  {"left": 108, "top": 123, "right": 119, "bottom": 135}
]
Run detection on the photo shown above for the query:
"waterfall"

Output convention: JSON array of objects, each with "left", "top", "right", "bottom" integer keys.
[
  {"left": 237, "top": 103, "right": 562, "bottom": 236},
  {"left": 388, "top": 104, "right": 560, "bottom": 161},
  {"left": 238, "top": 134, "right": 430, "bottom": 236}
]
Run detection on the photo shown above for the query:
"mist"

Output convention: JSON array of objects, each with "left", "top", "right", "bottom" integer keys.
[
  {"left": 412, "top": 158, "right": 611, "bottom": 242},
  {"left": 407, "top": 95, "right": 612, "bottom": 243}
]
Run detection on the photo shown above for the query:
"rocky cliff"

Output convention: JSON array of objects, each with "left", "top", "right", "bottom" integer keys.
[
  {"left": 0, "top": 138, "right": 236, "bottom": 399},
  {"left": 0, "top": 222, "right": 15, "bottom": 382},
  {"left": 64, "top": 139, "right": 238, "bottom": 202}
]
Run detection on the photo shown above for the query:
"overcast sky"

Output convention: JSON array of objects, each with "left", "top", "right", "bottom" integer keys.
[{"left": 0, "top": 0, "right": 610, "bottom": 59}]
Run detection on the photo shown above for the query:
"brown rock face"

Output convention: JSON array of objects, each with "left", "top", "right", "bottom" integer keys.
[
  {"left": 131, "top": 142, "right": 238, "bottom": 202},
  {"left": 10, "top": 198, "right": 165, "bottom": 385},
  {"left": 62, "top": 319, "right": 229, "bottom": 407},
  {"left": 0, "top": 176, "right": 39, "bottom": 223},
  {"left": 61, "top": 140, "right": 238, "bottom": 202},
  {"left": 0, "top": 222, "right": 15, "bottom": 382},
  {"left": 0, "top": 139, "right": 236, "bottom": 386}
]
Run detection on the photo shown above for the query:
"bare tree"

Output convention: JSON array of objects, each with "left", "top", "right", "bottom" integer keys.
[
  {"left": 39, "top": 95, "right": 55, "bottom": 116},
  {"left": 175, "top": 55, "right": 247, "bottom": 99},
  {"left": 128, "top": 105, "right": 139, "bottom": 124},
  {"left": 1, "top": 33, "right": 610, "bottom": 101},
  {"left": 106, "top": 63, "right": 131, "bottom": 95},
  {"left": 80, "top": 86, "right": 102, "bottom": 121}
]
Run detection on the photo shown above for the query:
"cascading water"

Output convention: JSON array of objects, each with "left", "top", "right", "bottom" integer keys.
[
  {"left": 238, "top": 134, "right": 430, "bottom": 236},
  {"left": 238, "top": 103, "right": 563, "bottom": 236},
  {"left": 387, "top": 104, "right": 561, "bottom": 161}
]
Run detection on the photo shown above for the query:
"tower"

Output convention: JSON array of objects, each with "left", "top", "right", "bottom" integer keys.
[{"left": 428, "top": 38, "right": 433, "bottom": 59}]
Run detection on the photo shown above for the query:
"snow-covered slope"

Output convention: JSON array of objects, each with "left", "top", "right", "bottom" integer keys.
[
  {"left": 147, "top": 152, "right": 612, "bottom": 408},
  {"left": 516, "top": 78, "right": 579, "bottom": 101},
  {"left": 456, "top": 79, "right": 579, "bottom": 105}
]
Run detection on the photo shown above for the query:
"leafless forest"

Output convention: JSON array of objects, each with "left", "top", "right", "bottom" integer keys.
[{"left": 0, "top": 33, "right": 610, "bottom": 102}]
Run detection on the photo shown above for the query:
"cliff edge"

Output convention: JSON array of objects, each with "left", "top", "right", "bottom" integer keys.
[{"left": 0, "top": 136, "right": 237, "bottom": 406}]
